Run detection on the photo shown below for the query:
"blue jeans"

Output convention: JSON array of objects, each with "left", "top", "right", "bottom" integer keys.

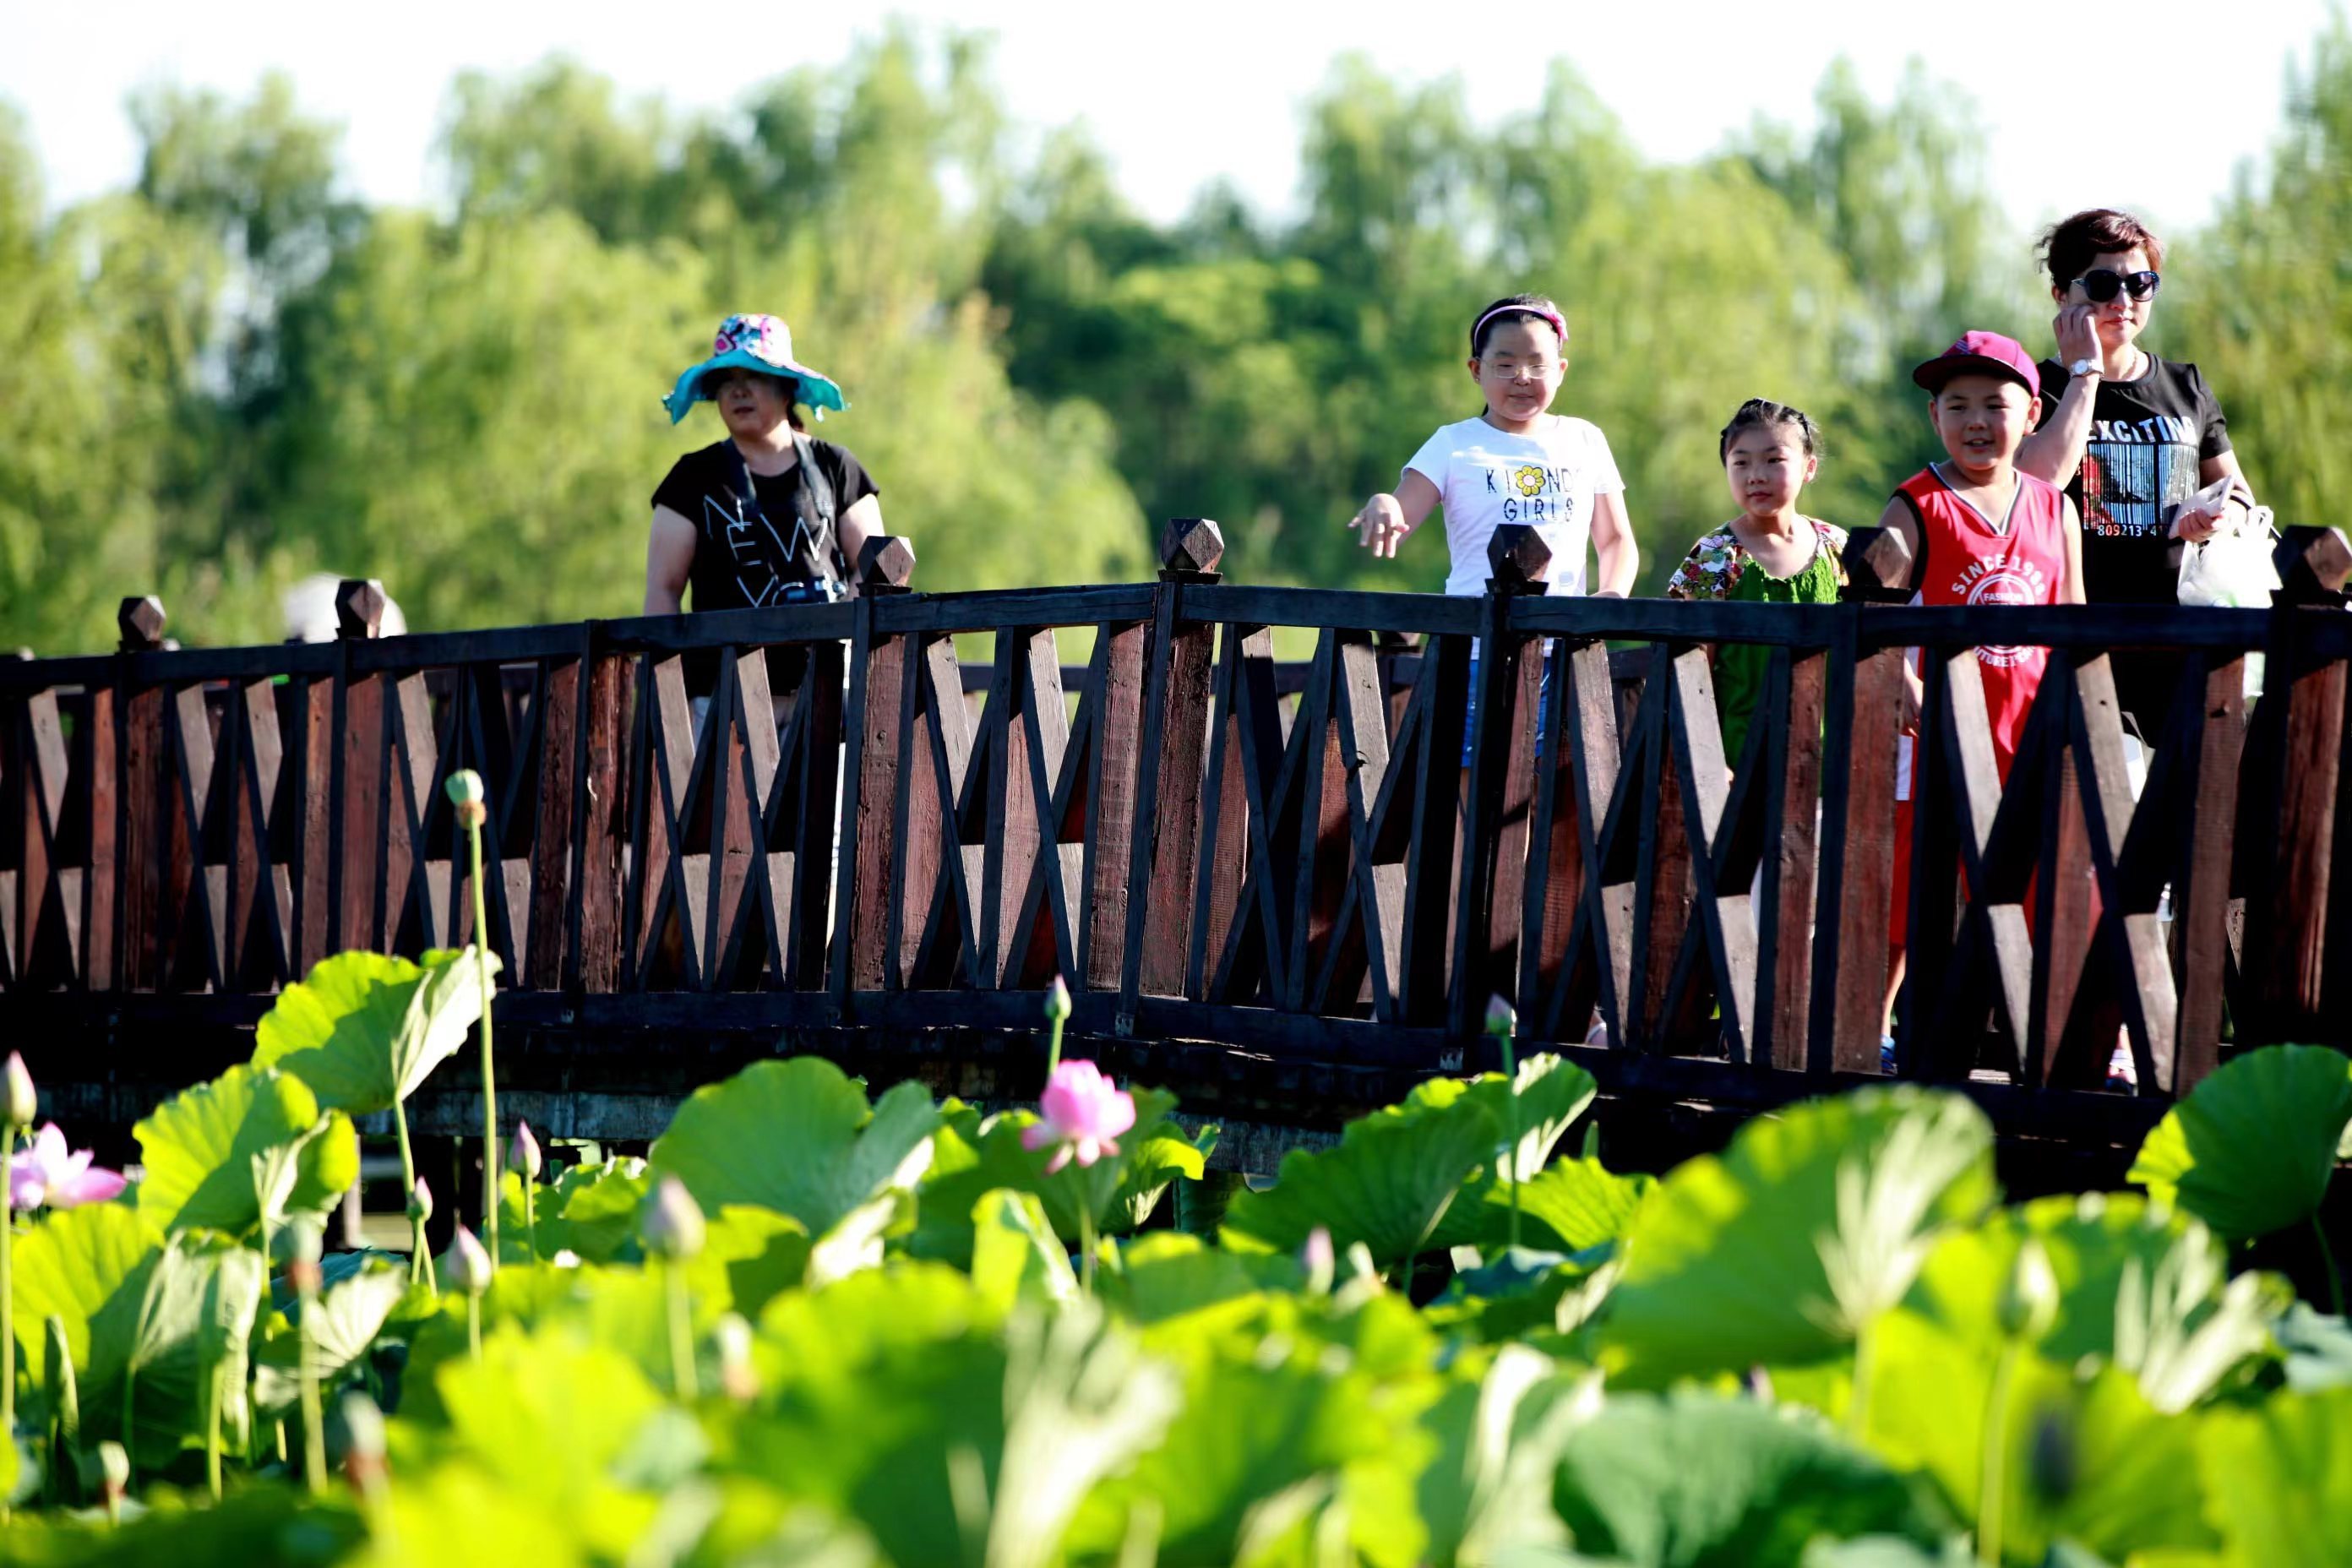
[{"left": 1461, "top": 640, "right": 1556, "bottom": 766}]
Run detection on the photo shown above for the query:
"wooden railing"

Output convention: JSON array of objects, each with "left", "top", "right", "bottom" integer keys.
[{"left": 6, "top": 520, "right": 2350, "bottom": 1136}]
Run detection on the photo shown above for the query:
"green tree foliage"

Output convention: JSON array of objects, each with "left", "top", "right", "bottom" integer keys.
[
  {"left": 2167, "top": 19, "right": 2352, "bottom": 536},
  {"left": 2, "top": 26, "right": 2342, "bottom": 649}
]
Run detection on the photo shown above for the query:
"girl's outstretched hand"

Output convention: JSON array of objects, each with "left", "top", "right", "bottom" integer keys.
[{"left": 1351, "top": 493, "right": 1409, "bottom": 558}]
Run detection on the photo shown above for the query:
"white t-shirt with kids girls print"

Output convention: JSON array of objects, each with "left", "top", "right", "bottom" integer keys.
[{"left": 1405, "top": 415, "right": 1625, "bottom": 598}]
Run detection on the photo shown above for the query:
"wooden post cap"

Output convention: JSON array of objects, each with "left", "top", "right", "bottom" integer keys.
[
  {"left": 2273, "top": 525, "right": 2352, "bottom": 607},
  {"left": 117, "top": 596, "right": 167, "bottom": 651},
  {"left": 1160, "top": 517, "right": 1224, "bottom": 577},
  {"left": 857, "top": 536, "right": 917, "bottom": 593},
  {"left": 1840, "top": 525, "right": 1918, "bottom": 603},
  {"left": 1484, "top": 523, "right": 1553, "bottom": 595},
  {"left": 336, "top": 579, "right": 388, "bottom": 639}
]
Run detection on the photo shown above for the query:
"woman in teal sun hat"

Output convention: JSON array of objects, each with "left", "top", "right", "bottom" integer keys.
[{"left": 645, "top": 313, "right": 885, "bottom": 629}]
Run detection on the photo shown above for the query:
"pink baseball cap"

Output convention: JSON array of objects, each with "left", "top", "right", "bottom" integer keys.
[{"left": 1911, "top": 329, "right": 2040, "bottom": 400}]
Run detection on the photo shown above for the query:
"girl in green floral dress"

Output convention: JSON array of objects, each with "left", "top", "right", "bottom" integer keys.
[{"left": 1664, "top": 399, "right": 1848, "bottom": 765}]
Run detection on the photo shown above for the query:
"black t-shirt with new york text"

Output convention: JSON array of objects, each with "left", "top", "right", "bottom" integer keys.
[{"left": 651, "top": 438, "right": 879, "bottom": 613}]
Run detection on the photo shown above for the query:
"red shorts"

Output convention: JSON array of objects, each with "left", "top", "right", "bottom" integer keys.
[
  {"left": 1891, "top": 799, "right": 1914, "bottom": 948},
  {"left": 1888, "top": 798, "right": 2046, "bottom": 951}
]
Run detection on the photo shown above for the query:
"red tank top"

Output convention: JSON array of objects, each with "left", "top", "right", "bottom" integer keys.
[{"left": 1894, "top": 465, "right": 2069, "bottom": 800}]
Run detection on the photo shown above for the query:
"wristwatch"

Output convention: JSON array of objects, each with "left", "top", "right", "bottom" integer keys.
[{"left": 2067, "top": 357, "right": 2103, "bottom": 380}]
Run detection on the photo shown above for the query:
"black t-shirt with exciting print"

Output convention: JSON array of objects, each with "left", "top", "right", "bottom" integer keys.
[
  {"left": 651, "top": 438, "right": 879, "bottom": 613},
  {"left": 2034, "top": 354, "right": 2232, "bottom": 607},
  {"left": 2033, "top": 354, "right": 2235, "bottom": 736}
]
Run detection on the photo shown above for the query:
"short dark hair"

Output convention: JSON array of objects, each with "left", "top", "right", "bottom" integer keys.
[
  {"left": 1718, "top": 398, "right": 1821, "bottom": 464},
  {"left": 1469, "top": 293, "right": 1568, "bottom": 357},
  {"left": 2038, "top": 209, "right": 2166, "bottom": 293}
]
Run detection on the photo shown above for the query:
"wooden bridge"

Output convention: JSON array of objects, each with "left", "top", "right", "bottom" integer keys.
[{"left": 6, "top": 520, "right": 2351, "bottom": 1172}]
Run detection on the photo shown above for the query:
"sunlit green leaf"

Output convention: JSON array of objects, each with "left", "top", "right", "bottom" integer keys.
[
  {"left": 1598, "top": 1086, "right": 1996, "bottom": 1385},
  {"left": 250, "top": 947, "right": 498, "bottom": 1114},
  {"left": 1863, "top": 1309, "right": 2216, "bottom": 1564},
  {"left": 2197, "top": 1386, "right": 2352, "bottom": 1567},
  {"left": 2128, "top": 1044, "right": 2352, "bottom": 1241},
  {"left": 133, "top": 1063, "right": 351, "bottom": 1239},
  {"left": 649, "top": 1058, "right": 939, "bottom": 1235},
  {"left": 1550, "top": 1392, "right": 1948, "bottom": 1567}
]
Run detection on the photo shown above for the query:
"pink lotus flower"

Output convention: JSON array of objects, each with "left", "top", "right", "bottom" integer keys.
[
  {"left": 8, "top": 1124, "right": 128, "bottom": 1211},
  {"left": 1021, "top": 1060, "right": 1135, "bottom": 1174}
]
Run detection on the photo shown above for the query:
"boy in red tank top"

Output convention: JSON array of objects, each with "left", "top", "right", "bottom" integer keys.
[{"left": 1875, "top": 331, "right": 2086, "bottom": 1051}]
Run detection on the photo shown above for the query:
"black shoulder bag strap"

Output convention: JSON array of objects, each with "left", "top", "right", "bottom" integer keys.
[{"left": 790, "top": 432, "right": 846, "bottom": 595}]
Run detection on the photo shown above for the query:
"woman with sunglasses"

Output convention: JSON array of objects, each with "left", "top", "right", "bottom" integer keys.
[{"left": 2018, "top": 208, "right": 2257, "bottom": 739}]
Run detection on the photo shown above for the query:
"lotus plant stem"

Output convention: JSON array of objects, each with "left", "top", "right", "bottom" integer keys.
[
  {"left": 1043, "top": 976, "right": 1070, "bottom": 1076},
  {"left": 1, "top": 1147, "right": 14, "bottom": 1444},
  {"left": 293, "top": 1247, "right": 326, "bottom": 1495},
  {"left": 1848, "top": 1315, "right": 1878, "bottom": 1445},
  {"left": 1078, "top": 1205, "right": 1098, "bottom": 1298},
  {"left": 2316, "top": 1215, "right": 2345, "bottom": 1316},
  {"left": 462, "top": 798, "right": 502, "bottom": 1260},
  {"left": 204, "top": 1364, "right": 224, "bottom": 1501},
  {"left": 665, "top": 1260, "right": 698, "bottom": 1401},
  {"left": 466, "top": 1293, "right": 482, "bottom": 1363},
  {"left": 1484, "top": 999, "right": 1522, "bottom": 1250},
  {"left": 394, "top": 1101, "right": 425, "bottom": 1287},
  {"left": 45, "top": 1316, "right": 77, "bottom": 1507},
  {"left": 522, "top": 1178, "right": 536, "bottom": 1260},
  {"left": 1499, "top": 1038, "right": 1522, "bottom": 1252},
  {"left": 1978, "top": 1341, "right": 2020, "bottom": 1566}
]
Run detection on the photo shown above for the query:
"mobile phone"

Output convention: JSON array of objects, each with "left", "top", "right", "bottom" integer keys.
[{"left": 2187, "top": 473, "right": 2234, "bottom": 515}]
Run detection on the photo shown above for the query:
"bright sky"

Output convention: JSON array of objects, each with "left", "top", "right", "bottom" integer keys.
[{"left": 0, "top": 0, "right": 2336, "bottom": 239}]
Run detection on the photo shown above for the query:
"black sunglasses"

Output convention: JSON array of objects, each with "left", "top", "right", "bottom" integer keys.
[{"left": 2069, "top": 268, "right": 2161, "bottom": 302}]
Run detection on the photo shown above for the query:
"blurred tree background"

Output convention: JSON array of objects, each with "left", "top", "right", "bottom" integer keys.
[{"left": 2, "top": 23, "right": 2346, "bottom": 651}]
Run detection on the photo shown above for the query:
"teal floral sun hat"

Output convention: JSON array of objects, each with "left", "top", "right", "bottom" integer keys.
[{"left": 662, "top": 313, "right": 848, "bottom": 425}]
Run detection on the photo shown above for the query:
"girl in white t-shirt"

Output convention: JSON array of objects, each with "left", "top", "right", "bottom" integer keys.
[{"left": 1348, "top": 292, "right": 1639, "bottom": 599}]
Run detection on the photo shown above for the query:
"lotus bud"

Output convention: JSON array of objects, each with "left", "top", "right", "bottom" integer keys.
[
  {"left": 1484, "top": 994, "right": 1517, "bottom": 1038},
  {"left": 1043, "top": 974, "right": 1072, "bottom": 1024},
  {"left": 1301, "top": 1226, "right": 1336, "bottom": 1295},
  {"left": 408, "top": 1176, "right": 433, "bottom": 1224},
  {"left": 449, "top": 1224, "right": 494, "bottom": 1296},
  {"left": 3, "top": 1050, "right": 35, "bottom": 1128},
  {"left": 716, "top": 1312, "right": 759, "bottom": 1403},
  {"left": 1999, "top": 1237, "right": 2061, "bottom": 1343},
  {"left": 286, "top": 1216, "right": 324, "bottom": 1294},
  {"left": 98, "top": 1439, "right": 130, "bottom": 1514},
  {"left": 2029, "top": 1407, "right": 2078, "bottom": 1502},
  {"left": 511, "top": 1121, "right": 543, "bottom": 1182},
  {"left": 641, "top": 1174, "right": 706, "bottom": 1260},
  {"left": 340, "top": 1390, "right": 389, "bottom": 1496}
]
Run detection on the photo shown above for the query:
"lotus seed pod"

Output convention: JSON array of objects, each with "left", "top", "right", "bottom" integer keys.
[
  {"left": 3, "top": 1050, "right": 34, "bottom": 1128},
  {"left": 445, "top": 769, "right": 487, "bottom": 808},
  {"left": 642, "top": 1174, "right": 707, "bottom": 1260},
  {"left": 449, "top": 1224, "right": 494, "bottom": 1296},
  {"left": 511, "top": 1121, "right": 543, "bottom": 1182},
  {"left": 1043, "top": 974, "right": 1072, "bottom": 1024},
  {"left": 1999, "top": 1237, "right": 2061, "bottom": 1342}
]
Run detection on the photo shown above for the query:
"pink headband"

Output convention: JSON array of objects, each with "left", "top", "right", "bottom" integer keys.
[{"left": 1471, "top": 302, "right": 1567, "bottom": 351}]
